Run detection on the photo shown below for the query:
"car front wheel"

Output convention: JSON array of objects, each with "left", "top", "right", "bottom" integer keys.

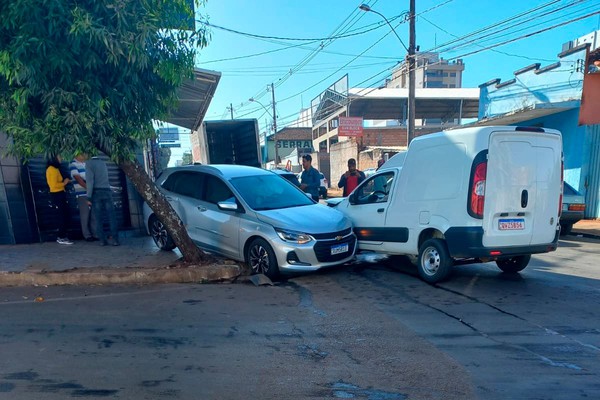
[
  {"left": 417, "top": 238, "right": 453, "bottom": 283},
  {"left": 496, "top": 255, "right": 531, "bottom": 273},
  {"left": 149, "top": 215, "right": 176, "bottom": 251},
  {"left": 246, "top": 238, "right": 279, "bottom": 279}
]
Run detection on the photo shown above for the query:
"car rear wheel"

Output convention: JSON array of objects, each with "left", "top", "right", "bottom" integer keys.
[
  {"left": 496, "top": 255, "right": 531, "bottom": 273},
  {"left": 559, "top": 223, "right": 573, "bottom": 236},
  {"left": 246, "top": 238, "right": 279, "bottom": 279},
  {"left": 149, "top": 215, "right": 176, "bottom": 251},
  {"left": 417, "top": 239, "right": 453, "bottom": 283}
]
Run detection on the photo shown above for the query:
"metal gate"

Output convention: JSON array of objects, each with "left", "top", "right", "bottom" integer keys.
[
  {"left": 27, "top": 156, "right": 131, "bottom": 241},
  {"left": 586, "top": 125, "right": 600, "bottom": 219}
]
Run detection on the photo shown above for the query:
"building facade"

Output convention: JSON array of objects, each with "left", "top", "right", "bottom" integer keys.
[
  {"left": 476, "top": 31, "right": 600, "bottom": 218},
  {"left": 386, "top": 52, "right": 465, "bottom": 89}
]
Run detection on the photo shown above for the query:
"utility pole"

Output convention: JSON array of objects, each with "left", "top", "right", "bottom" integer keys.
[
  {"left": 407, "top": 0, "right": 416, "bottom": 145},
  {"left": 230, "top": 103, "right": 234, "bottom": 120},
  {"left": 271, "top": 83, "right": 279, "bottom": 166}
]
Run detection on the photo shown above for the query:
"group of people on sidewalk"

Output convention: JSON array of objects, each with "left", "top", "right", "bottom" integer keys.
[{"left": 45, "top": 154, "right": 119, "bottom": 246}]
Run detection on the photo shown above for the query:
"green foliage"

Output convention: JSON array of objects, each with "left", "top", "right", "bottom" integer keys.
[
  {"left": 0, "top": 0, "right": 210, "bottom": 162},
  {"left": 181, "top": 151, "right": 193, "bottom": 165},
  {"left": 158, "top": 147, "right": 172, "bottom": 174}
]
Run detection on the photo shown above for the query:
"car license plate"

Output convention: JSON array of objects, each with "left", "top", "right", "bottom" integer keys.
[
  {"left": 498, "top": 218, "right": 525, "bottom": 230},
  {"left": 331, "top": 243, "right": 349, "bottom": 255}
]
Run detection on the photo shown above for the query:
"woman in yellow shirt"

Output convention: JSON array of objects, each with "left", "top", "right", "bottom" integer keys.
[{"left": 46, "top": 156, "right": 73, "bottom": 245}]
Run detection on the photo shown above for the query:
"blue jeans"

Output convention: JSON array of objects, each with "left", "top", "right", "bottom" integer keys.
[{"left": 92, "top": 189, "right": 118, "bottom": 243}]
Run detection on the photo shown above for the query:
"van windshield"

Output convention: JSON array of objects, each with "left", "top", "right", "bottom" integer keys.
[{"left": 230, "top": 175, "right": 314, "bottom": 211}]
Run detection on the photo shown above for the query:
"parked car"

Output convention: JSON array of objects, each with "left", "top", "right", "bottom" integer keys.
[
  {"left": 363, "top": 168, "right": 377, "bottom": 178},
  {"left": 144, "top": 165, "right": 357, "bottom": 279},
  {"left": 319, "top": 173, "right": 328, "bottom": 199},
  {"left": 271, "top": 168, "right": 300, "bottom": 187},
  {"left": 560, "top": 182, "right": 586, "bottom": 235}
]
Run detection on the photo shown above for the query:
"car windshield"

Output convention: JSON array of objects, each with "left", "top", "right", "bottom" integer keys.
[{"left": 230, "top": 175, "right": 314, "bottom": 211}]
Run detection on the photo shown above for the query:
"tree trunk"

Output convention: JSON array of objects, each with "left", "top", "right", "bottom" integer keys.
[{"left": 118, "top": 158, "right": 207, "bottom": 263}]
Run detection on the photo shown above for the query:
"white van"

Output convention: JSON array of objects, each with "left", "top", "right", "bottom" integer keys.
[{"left": 329, "top": 126, "right": 563, "bottom": 283}]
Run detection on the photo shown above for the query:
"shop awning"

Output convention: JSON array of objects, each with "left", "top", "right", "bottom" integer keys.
[
  {"left": 165, "top": 68, "right": 221, "bottom": 131},
  {"left": 348, "top": 88, "right": 480, "bottom": 120},
  {"left": 465, "top": 100, "right": 579, "bottom": 127}
]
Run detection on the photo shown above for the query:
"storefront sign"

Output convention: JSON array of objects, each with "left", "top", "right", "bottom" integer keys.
[{"left": 338, "top": 117, "right": 364, "bottom": 137}]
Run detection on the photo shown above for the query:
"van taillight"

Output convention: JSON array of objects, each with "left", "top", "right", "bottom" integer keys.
[
  {"left": 558, "top": 159, "right": 563, "bottom": 217},
  {"left": 470, "top": 162, "right": 487, "bottom": 218}
]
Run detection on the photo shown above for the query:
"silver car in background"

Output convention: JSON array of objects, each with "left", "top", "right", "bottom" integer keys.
[{"left": 143, "top": 165, "right": 357, "bottom": 278}]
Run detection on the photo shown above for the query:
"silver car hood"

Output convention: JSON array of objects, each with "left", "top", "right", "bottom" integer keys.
[{"left": 255, "top": 204, "right": 351, "bottom": 234}]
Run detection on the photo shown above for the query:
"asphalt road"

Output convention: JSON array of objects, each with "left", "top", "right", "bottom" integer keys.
[{"left": 0, "top": 236, "right": 598, "bottom": 400}]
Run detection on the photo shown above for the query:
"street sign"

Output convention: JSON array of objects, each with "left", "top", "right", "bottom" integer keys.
[{"left": 338, "top": 117, "right": 364, "bottom": 137}]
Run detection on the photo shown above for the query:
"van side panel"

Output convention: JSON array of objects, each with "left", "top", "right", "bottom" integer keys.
[{"left": 482, "top": 131, "right": 561, "bottom": 247}]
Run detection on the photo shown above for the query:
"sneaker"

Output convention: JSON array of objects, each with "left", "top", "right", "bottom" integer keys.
[
  {"left": 57, "top": 238, "right": 74, "bottom": 245},
  {"left": 85, "top": 237, "right": 95, "bottom": 242}
]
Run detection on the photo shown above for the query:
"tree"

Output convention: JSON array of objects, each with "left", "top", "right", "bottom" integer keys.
[
  {"left": 181, "top": 151, "right": 193, "bottom": 165},
  {"left": 0, "top": 0, "right": 210, "bottom": 262}
]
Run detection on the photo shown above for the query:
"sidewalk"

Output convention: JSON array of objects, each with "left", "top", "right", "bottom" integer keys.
[
  {"left": 571, "top": 219, "right": 600, "bottom": 238},
  {"left": 0, "top": 235, "right": 241, "bottom": 287}
]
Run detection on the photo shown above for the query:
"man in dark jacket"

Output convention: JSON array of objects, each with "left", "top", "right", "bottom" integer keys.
[
  {"left": 300, "top": 154, "right": 320, "bottom": 201},
  {"left": 338, "top": 158, "right": 366, "bottom": 197}
]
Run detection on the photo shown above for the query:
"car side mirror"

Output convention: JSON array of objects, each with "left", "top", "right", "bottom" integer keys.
[
  {"left": 348, "top": 193, "right": 356, "bottom": 205},
  {"left": 217, "top": 200, "right": 238, "bottom": 211}
]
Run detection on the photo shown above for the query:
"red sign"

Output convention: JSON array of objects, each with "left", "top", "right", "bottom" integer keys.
[{"left": 338, "top": 117, "right": 364, "bottom": 137}]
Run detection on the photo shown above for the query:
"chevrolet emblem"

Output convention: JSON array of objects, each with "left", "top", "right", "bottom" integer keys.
[{"left": 335, "top": 235, "right": 343, "bottom": 241}]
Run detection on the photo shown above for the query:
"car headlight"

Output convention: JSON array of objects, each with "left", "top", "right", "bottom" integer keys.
[{"left": 275, "top": 228, "right": 314, "bottom": 244}]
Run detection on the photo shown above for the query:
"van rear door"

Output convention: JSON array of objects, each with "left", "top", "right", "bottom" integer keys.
[{"left": 482, "top": 128, "right": 561, "bottom": 248}]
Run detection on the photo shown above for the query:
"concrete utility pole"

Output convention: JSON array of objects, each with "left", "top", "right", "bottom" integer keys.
[
  {"left": 407, "top": 0, "right": 416, "bottom": 145},
  {"left": 271, "top": 83, "right": 279, "bottom": 166},
  {"left": 359, "top": 3, "right": 416, "bottom": 145}
]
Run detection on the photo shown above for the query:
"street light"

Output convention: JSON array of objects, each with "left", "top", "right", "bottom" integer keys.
[
  {"left": 359, "top": 3, "right": 416, "bottom": 145},
  {"left": 249, "top": 97, "right": 279, "bottom": 166}
]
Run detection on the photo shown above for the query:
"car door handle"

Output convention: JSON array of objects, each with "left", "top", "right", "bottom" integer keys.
[
  {"left": 197, "top": 206, "right": 207, "bottom": 212},
  {"left": 377, "top": 208, "right": 385, "bottom": 213}
]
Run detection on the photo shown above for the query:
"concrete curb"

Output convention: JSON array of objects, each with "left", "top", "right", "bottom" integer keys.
[
  {"left": 0, "top": 264, "right": 242, "bottom": 287},
  {"left": 570, "top": 231, "right": 600, "bottom": 240}
]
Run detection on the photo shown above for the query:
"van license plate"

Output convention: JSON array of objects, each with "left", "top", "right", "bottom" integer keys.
[
  {"left": 499, "top": 219, "right": 525, "bottom": 230},
  {"left": 331, "top": 243, "right": 349, "bottom": 255}
]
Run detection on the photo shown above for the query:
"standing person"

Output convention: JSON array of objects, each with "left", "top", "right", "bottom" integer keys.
[
  {"left": 338, "top": 158, "right": 366, "bottom": 197},
  {"left": 86, "top": 156, "right": 119, "bottom": 246},
  {"left": 46, "top": 156, "right": 73, "bottom": 245},
  {"left": 300, "top": 154, "right": 320, "bottom": 201},
  {"left": 69, "top": 153, "right": 98, "bottom": 241},
  {"left": 377, "top": 154, "right": 386, "bottom": 170}
]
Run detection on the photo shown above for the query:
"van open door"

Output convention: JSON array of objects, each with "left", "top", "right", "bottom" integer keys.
[{"left": 481, "top": 127, "right": 562, "bottom": 248}]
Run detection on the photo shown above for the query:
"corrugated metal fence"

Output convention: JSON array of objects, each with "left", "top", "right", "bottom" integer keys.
[
  {"left": 586, "top": 124, "right": 600, "bottom": 219},
  {"left": 27, "top": 156, "right": 131, "bottom": 241}
]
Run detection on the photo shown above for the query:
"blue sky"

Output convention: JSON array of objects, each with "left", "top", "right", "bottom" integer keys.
[{"left": 195, "top": 0, "right": 600, "bottom": 131}]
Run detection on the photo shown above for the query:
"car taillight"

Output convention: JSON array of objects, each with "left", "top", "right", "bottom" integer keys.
[
  {"left": 568, "top": 204, "right": 586, "bottom": 211},
  {"left": 558, "top": 159, "right": 563, "bottom": 217},
  {"left": 470, "top": 161, "right": 487, "bottom": 218}
]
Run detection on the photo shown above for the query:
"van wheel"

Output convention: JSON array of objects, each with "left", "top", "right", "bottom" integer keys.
[
  {"left": 559, "top": 223, "right": 572, "bottom": 236},
  {"left": 246, "top": 238, "right": 279, "bottom": 279},
  {"left": 496, "top": 255, "right": 531, "bottom": 273},
  {"left": 149, "top": 215, "right": 176, "bottom": 251},
  {"left": 418, "top": 239, "right": 453, "bottom": 283}
]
